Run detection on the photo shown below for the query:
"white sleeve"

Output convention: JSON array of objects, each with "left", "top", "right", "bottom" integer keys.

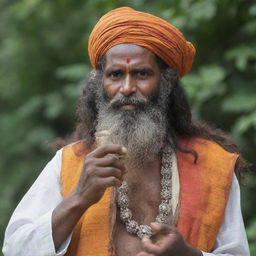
[
  {"left": 2, "top": 149, "right": 71, "bottom": 256},
  {"left": 202, "top": 174, "right": 250, "bottom": 256}
]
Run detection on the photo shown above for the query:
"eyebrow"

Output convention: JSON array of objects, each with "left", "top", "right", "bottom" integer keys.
[
  {"left": 105, "top": 67, "right": 124, "bottom": 75},
  {"left": 105, "top": 66, "right": 154, "bottom": 74},
  {"left": 131, "top": 67, "right": 154, "bottom": 74}
]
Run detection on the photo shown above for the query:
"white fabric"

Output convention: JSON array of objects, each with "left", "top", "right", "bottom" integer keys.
[
  {"left": 2, "top": 148, "right": 250, "bottom": 256},
  {"left": 171, "top": 153, "right": 180, "bottom": 217}
]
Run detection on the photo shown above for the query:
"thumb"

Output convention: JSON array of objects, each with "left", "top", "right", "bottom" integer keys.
[{"left": 150, "top": 222, "right": 172, "bottom": 234}]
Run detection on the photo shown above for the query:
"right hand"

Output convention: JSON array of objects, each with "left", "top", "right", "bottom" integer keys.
[{"left": 72, "top": 144, "right": 127, "bottom": 210}]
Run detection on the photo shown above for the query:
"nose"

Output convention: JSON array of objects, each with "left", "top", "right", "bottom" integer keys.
[{"left": 119, "top": 75, "right": 136, "bottom": 96}]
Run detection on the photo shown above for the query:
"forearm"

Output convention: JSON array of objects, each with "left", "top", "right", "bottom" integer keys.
[{"left": 52, "top": 192, "right": 89, "bottom": 251}]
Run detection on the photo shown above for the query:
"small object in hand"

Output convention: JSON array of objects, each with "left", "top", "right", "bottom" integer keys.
[
  {"left": 95, "top": 130, "right": 112, "bottom": 146},
  {"left": 95, "top": 130, "right": 125, "bottom": 160}
]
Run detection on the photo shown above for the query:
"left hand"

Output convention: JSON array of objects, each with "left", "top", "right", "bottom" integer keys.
[{"left": 136, "top": 223, "right": 203, "bottom": 256}]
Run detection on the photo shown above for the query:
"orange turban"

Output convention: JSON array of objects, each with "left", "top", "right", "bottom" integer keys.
[{"left": 88, "top": 7, "right": 195, "bottom": 77}]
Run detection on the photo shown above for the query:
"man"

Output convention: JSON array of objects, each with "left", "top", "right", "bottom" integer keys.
[{"left": 3, "top": 7, "right": 250, "bottom": 256}]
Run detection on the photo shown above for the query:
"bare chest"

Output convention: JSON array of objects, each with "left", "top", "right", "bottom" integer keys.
[{"left": 114, "top": 177, "right": 161, "bottom": 256}]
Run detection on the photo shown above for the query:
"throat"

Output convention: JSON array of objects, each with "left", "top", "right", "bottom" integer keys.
[
  {"left": 123, "top": 156, "right": 161, "bottom": 196},
  {"left": 125, "top": 154, "right": 161, "bottom": 173}
]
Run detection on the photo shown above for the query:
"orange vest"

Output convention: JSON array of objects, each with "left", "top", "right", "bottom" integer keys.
[{"left": 60, "top": 138, "right": 238, "bottom": 255}]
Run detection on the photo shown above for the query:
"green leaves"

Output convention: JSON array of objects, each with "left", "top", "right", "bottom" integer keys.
[
  {"left": 247, "top": 219, "right": 256, "bottom": 254},
  {"left": 222, "top": 92, "right": 256, "bottom": 113},
  {"left": 183, "top": 65, "right": 226, "bottom": 110},
  {"left": 233, "top": 111, "right": 256, "bottom": 135},
  {"left": 55, "top": 63, "right": 89, "bottom": 81},
  {"left": 226, "top": 44, "right": 256, "bottom": 71}
]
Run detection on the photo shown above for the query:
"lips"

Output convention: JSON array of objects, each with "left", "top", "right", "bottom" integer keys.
[
  {"left": 120, "top": 104, "right": 137, "bottom": 110},
  {"left": 110, "top": 95, "right": 148, "bottom": 110}
]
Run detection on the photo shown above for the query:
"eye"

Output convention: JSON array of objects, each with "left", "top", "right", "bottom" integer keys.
[
  {"left": 135, "top": 69, "right": 150, "bottom": 79},
  {"left": 109, "top": 70, "right": 122, "bottom": 80}
]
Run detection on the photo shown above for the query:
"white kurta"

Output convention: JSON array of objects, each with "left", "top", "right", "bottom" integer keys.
[{"left": 2, "top": 149, "right": 250, "bottom": 256}]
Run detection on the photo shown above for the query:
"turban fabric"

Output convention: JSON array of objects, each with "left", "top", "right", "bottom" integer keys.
[{"left": 88, "top": 7, "right": 196, "bottom": 77}]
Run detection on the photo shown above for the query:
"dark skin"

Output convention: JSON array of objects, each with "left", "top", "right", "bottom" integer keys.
[
  {"left": 52, "top": 144, "right": 127, "bottom": 249},
  {"left": 52, "top": 44, "right": 202, "bottom": 256},
  {"left": 138, "top": 223, "right": 201, "bottom": 256}
]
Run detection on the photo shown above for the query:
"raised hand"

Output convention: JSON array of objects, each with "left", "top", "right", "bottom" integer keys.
[
  {"left": 73, "top": 144, "right": 127, "bottom": 210},
  {"left": 52, "top": 143, "right": 127, "bottom": 250}
]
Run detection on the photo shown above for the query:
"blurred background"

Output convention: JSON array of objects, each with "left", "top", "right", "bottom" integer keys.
[{"left": 0, "top": 0, "right": 255, "bottom": 254}]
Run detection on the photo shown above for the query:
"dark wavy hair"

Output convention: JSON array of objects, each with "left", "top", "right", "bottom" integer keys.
[{"left": 55, "top": 56, "right": 248, "bottom": 182}]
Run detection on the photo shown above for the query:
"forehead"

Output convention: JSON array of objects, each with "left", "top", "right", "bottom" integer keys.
[{"left": 104, "top": 44, "right": 158, "bottom": 67}]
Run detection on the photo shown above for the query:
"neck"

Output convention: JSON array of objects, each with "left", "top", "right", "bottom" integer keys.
[{"left": 124, "top": 155, "right": 161, "bottom": 183}]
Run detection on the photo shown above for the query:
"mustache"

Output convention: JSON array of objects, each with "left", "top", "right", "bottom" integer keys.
[{"left": 109, "top": 94, "right": 148, "bottom": 109}]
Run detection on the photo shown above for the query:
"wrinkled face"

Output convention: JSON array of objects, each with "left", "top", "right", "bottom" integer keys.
[
  {"left": 96, "top": 45, "right": 169, "bottom": 167},
  {"left": 103, "top": 44, "right": 161, "bottom": 110}
]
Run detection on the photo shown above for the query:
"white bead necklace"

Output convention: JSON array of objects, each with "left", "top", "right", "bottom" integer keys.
[{"left": 117, "top": 145, "right": 173, "bottom": 238}]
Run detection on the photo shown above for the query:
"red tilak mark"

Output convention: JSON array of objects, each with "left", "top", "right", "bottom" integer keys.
[{"left": 124, "top": 57, "right": 131, "bottom": 64}]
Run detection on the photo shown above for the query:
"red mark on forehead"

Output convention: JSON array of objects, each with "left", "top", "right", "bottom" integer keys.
[{"left": 124, "top": 57, "right": 131, "bottom": 64}]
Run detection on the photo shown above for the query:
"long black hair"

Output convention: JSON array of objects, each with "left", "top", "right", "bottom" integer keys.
[{"left": 54, "top": 57, "right": 248, "bottom": 182}]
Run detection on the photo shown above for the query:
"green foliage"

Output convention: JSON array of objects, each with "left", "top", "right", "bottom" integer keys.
[
  {"left": 183, "top": 65, "right": 226, "bottom": 111},
  {"left": 0, "top": 0, "right": 255, "bottom": 254},
  {"left": 247, "top": 219, "right": 256, "bottom": 255}
]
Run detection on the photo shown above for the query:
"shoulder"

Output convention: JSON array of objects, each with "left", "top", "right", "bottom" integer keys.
[
  {"left": 179, "top": 136, "right": 239, "bottom": 159},
  {"left": 62, "top": 140, "right": 92, "bottom": 157},
  {"left": 177, "top": 137, "right": 239, "bottom": 178},
  {"left": 60, "top": 140, "right": 93, "bottom": 198}
]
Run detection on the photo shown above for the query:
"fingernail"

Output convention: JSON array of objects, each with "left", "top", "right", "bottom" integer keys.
[
  {"left": 150, "top": 222, "right": 161, "bottom": 231},
  {"left": 122, "top": 147, "right": 127, "bottom": 153},
  {"left": 142, "top": 236, "right": 150, "bottom": 242}
]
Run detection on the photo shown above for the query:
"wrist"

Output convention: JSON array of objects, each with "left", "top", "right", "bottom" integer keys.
[{"left": 67, "top": 190, "right": 91, "bottom": 214}]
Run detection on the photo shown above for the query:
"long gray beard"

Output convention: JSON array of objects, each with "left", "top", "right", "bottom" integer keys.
[{"left": 96, "top": 98, "right": 167, "bottom": 168}]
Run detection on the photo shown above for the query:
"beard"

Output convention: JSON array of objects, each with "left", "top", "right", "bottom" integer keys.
[{"left": 95, "top": 81, "right": 172, "bottom": 168}]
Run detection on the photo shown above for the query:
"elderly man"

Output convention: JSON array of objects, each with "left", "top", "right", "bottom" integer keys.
[{"left": 3, "top": 7, "right": 250, "bottom": 256}]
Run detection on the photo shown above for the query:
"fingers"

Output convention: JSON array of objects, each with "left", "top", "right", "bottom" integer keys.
[
  {"left": 150, "top": 222, "right": 172, "bottom": 234},
  {"left": 86, "top": 144, "right": 127, "bottom": 176},
  {"left": 142, "top": 236, "right": 163, "bottom": 255},
  {"left": 96, "top": 176, "right": 123, "bottom": 188},
  {"left": 85, "top": 154, "right": 127, "bottom": 180},
  {"left": 90, "top": 144, "right": 127, "bottom": 158},
  {"left": 97, "top": 167, "right": 123, "bottom": 180},
  {"left": 136, "top": 252, "right": 155, "bottom": 256},
  {"left": 96, "top": 154, "right": 126, "bottom": 172},
  {"left": 141, "top": 224, "right": 178, "bottom": 255}
]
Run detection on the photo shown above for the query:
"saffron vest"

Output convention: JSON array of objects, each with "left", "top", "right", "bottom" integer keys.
[{"left": 60, "top": 138, "right": 238, "bottom": 255}]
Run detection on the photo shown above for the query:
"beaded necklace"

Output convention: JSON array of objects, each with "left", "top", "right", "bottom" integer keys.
[{"left": 117, "top": 145, "right": 173, "bottom": 238}]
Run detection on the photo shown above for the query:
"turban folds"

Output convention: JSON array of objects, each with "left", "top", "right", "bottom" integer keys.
[{"left": 88, "top": 7, "right": 195, "bottom": 77}]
